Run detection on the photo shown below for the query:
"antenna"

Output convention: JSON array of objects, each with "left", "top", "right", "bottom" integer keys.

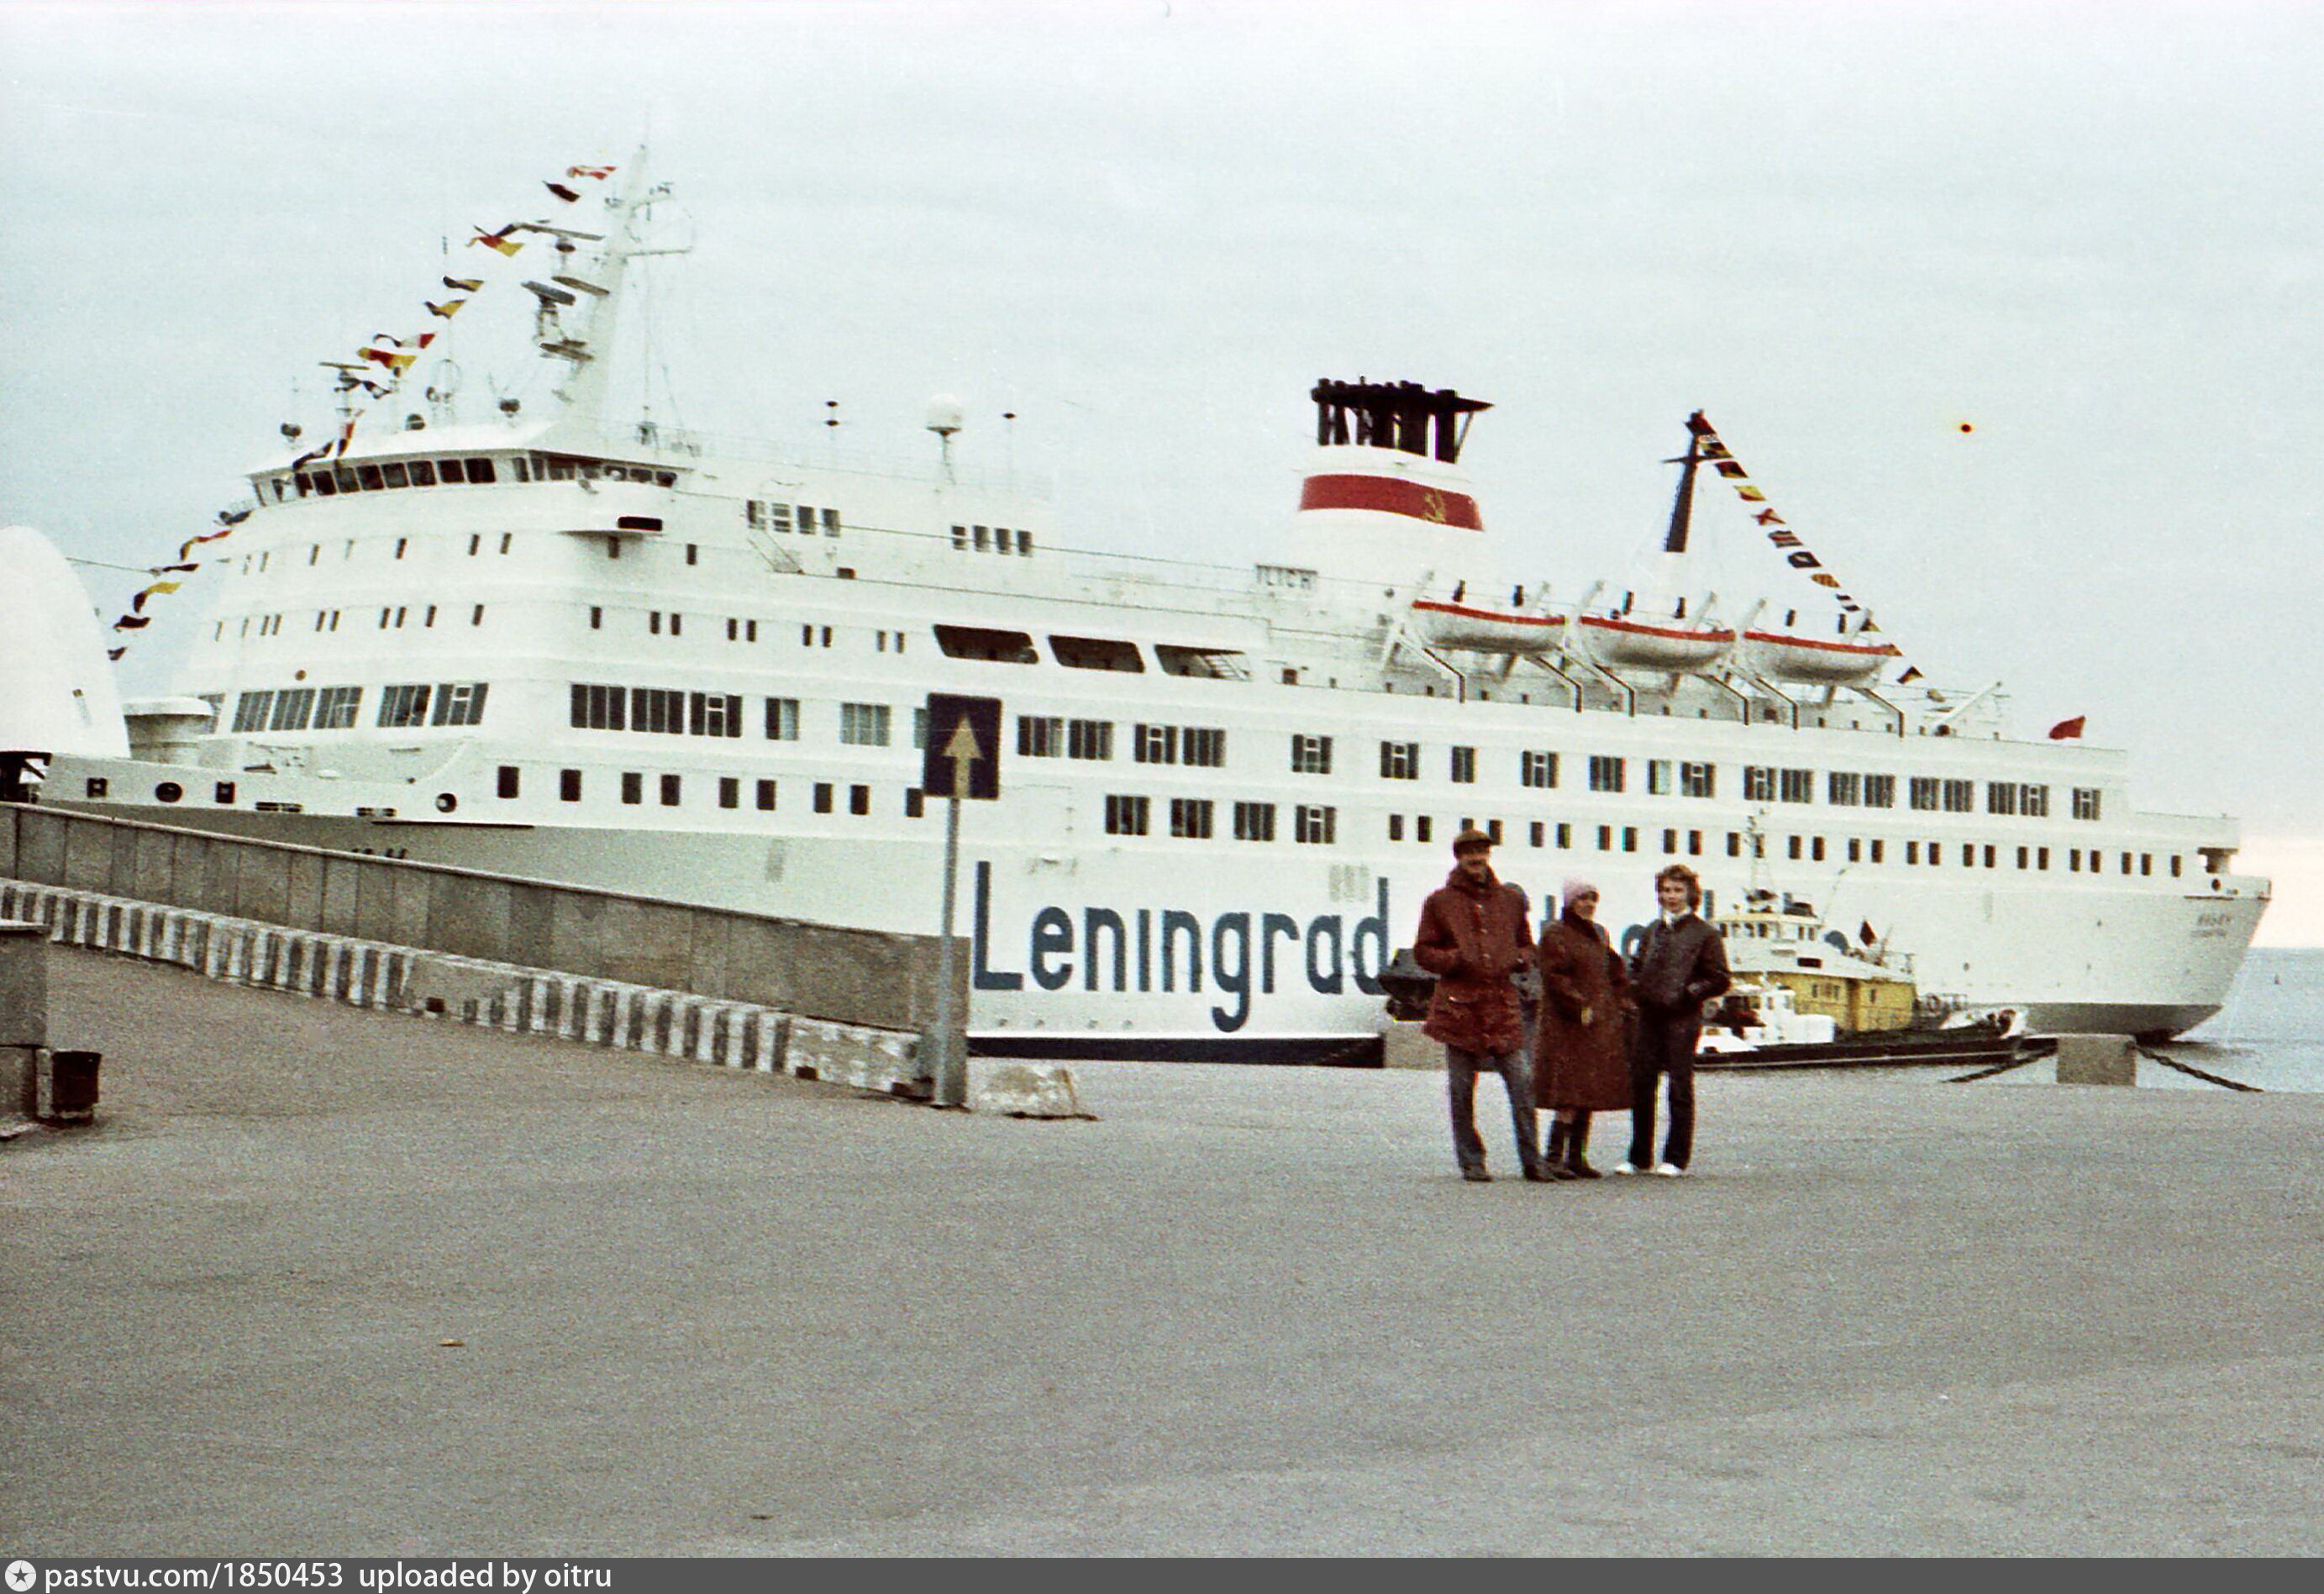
[{"left": 927, "top": 395, "right": 965, "bottom": 481}]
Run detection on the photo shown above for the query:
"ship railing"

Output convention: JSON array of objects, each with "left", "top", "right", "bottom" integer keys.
[{"left": 609, "top": 423, "right": 1041, "bottom": 495}]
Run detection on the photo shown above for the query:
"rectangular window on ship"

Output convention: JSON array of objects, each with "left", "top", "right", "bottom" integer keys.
[
  {"left": 839, "top": 703, "right": 892, "bottom": 746},
  {"left": 1587, "top": 755, "right": 1625, "bottom": 793},
  {"left": 1233, "top": 802, "right": 1275, "bottom": 842},
  {"left": 1294, "top": 805, "right": 1337, "bottom": 845},
  {"left": 1743, "top": 766, "right": 1775, "bottom": 802},
  {"left": 376, "top": 684, "right": 432, "bottom": 729},
  {"left": 232, "top": 692, "right": 273, "bottom": 734},
  {"left": 1680, "top": 762, "right": 1716, "bottom": 799},
  {"left": 1137, "top": 724, "right": 1180, "bottom": 765},
  {"left": 631, "top": 688, "right": 683, "bottom": 735},
  {"left": 1105, "top": 794, "right": 1150, "bottom": 837},
  {"left": 690, "top": 693, "right": 743, "bottom": 739},
  {"left": 1068, "top": 719, "right": 1112, "bottom": 760},
  {"left": 1291, "top": 734, "right": 1333, "bottom": 775},
  {"left": 269, "top": 687, "right": 317, "bottom": 733},
  {"left": 431, "top": 682, "right": 489, "bottom": 728},
  {"left": 1520, "top": 750, "right": 1559, "bottom": 789},
  {"left": 1380, "top": 740, "right": 1418, "bottom": 781},
  {"left": 315, "top": 686, "right": 363, "bottom": 729},
  {"left": 1449, "top": 746, "right": 1477, "bottom": 784},
  {"left": 1170, "top": 798, "right": 1215, "bottom": 839},
  {"left": 1018, "top": 716, "right": 1063, "bottom": 757}
]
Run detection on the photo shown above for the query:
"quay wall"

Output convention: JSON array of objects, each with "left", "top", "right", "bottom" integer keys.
[{"left": 0, "top": 802, "right": 963, "bottom": 1039}]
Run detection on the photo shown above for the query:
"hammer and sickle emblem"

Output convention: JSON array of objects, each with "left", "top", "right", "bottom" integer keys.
[{"left": 1420, "top": 490, "right": 1448, "bottom": 523}]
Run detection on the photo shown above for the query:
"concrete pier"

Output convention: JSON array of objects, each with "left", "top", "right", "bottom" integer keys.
[{"left": 3, "top": 947, "right": 2316, "bottom": 1555}]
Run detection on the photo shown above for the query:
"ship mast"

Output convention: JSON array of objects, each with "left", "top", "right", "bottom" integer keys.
[
  {"left": 534, "top": 149, "right": 662, "bottom": 435},
  {"left": 1661, "top": 414, "right": 1707, "bottom": 555}
]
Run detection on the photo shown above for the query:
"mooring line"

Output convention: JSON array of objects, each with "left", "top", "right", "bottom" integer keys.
[
  {"left": 2136, "top": 1044, "right": 2264, "bottom": 1092},
  {"left": 1945, "top": 1054, "right": 2038, "bottom": 1084}
]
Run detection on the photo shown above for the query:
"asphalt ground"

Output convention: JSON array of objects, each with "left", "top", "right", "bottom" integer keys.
[{"left": 3, "top": 948, "right": 2320, "bottom": 1555}]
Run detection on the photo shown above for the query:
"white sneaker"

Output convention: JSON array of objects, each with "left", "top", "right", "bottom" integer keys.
[
  {"left": 1612, "top": 1161, "right": 1643, "bottom": 1176},
  {"left": 1653, "top": 1162, "right": 1686, "bottom": 1177}
]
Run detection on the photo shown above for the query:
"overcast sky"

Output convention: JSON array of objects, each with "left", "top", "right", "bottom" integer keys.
[{"left": 3, "top": 0, "right": 2317, "bottom": 942}]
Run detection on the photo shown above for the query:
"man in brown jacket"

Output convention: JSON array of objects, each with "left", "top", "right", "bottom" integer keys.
[{"left": 1413, "top": 829, "right": 1549, "bottom": 1183}]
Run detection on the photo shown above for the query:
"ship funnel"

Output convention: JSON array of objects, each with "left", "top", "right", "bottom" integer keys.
[{"left": 1278, "top": 378, "right": 1501, "bottom": 594}]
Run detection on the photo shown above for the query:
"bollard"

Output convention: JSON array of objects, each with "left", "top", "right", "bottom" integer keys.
[
  {"left": 3, "top": 920, "right": 48, "bottom": 1118},
  {"left": 2053, "top": 1033, "right": 2137, "bottom": 1086},
  {"left": 37, "top": 1049, "right": 100, "bottom": 1125}
]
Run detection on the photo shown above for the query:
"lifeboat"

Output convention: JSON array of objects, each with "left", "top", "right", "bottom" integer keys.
[
  {"left": 1577, "top": 611, "right": 1734, "bottom": 672},
  {"left": 1410, "top": 597, "right": 1567, "bottom": 653},
  {"left": 1741, "top": 629, "right": 1902, "bottom": 686}
]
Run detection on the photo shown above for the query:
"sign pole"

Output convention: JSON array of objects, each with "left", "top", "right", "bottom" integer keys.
[
  {"left": 919, "top": 692, "right": 1000, "bottom": 1110},
  {"left": 931, "top": 791, "right": 965, "bottom": 1107}
]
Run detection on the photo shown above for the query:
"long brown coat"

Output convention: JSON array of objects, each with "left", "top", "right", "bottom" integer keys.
[
  {"left": 1412, "top": 865, "right": 1533, "bottom": 1055},
  {"left": 1533, "top": 913, "right": 1634, "bottom": 1111}
]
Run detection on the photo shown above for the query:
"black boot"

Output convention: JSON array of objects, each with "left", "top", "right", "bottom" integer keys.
[
  {"left": 1540, "top": 1119, "right": 1580, "bottom": 1181},
  {"left": 1565, "top": 1114, "right": 1602, "bottom": 1179}
]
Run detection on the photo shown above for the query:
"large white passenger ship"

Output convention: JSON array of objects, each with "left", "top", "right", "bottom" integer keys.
[{"left": 34, "top": 161, "right": 2268, "bottom": 1058}]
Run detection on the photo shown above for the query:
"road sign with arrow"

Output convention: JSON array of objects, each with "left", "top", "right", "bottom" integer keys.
[{"left": 922, "top": 693, "right": 1002, "bottom": 800}]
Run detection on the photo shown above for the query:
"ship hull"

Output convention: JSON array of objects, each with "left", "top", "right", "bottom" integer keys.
[{"left": 45, "top": 798, "right": 2263, "bottom": 1054}]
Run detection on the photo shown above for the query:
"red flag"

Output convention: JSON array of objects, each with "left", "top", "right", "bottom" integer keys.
[
  {"left": 566, "top": 164, "right": 615, "bottom": 180},
  {"left": 2048, "top": 715, "right": 2085, "bottom": 740},
  {"left": 471, "top": 226, "right": 523, "bottom": 255}
]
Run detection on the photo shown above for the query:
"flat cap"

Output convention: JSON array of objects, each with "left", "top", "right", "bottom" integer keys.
[{"left": 1452, "top": 827, "right": 1494, "bottom": 854}]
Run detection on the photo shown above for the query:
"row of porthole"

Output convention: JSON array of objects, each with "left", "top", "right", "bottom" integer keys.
[{"left": 88, "top": 776, "right": 460, "bottom": 818}]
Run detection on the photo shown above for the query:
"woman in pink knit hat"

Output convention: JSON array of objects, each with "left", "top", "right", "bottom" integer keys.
[{"left": 1533, "top": 876, "right": 1634, "bottom": 1177}]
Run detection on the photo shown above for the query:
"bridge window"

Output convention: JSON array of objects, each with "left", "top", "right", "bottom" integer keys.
[
  {"left": 1050, "top": 634, "right": 1144, "bottom": 671},
  {"left": 1154, "top": 644, "right": 1248, "bottom": 678},
  {"left": 933, "top": 623, "right": 1038, "bottom": 663}
]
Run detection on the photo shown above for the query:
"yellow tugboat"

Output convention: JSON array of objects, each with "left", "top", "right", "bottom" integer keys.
[{"left": 1711, "top": 896, "right": 1918, "bottom": 1035}]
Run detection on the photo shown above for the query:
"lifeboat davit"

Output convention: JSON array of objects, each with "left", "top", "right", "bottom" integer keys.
[
  {"left": 1578, "top": 612, "right": 1735, "bottom": 672},
  {"left": 1741, "top": 629, "right": 1902, "bottom": 686},
  {"left": 1411, "top": 597, "right": 1568, "bottom": 653}
]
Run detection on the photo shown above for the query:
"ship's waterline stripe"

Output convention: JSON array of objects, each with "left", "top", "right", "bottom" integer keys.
[
  {"left": 1297, "top": 472, "right": 1484, "bottom": 529},
  {"left": 0, "top": 878, "right": 921, "bottom": 1095}
]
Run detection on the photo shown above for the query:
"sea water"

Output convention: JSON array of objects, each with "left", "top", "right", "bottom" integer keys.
[{"left": 2158, "top": 945, "right": 2324, "bottom": 1094}]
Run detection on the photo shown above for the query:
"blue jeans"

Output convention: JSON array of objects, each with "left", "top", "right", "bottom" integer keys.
[{"left": 1445, "top": 1046, "right": 1542, "bottom": 1176}]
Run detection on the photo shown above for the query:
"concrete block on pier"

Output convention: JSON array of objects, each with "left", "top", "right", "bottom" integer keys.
[
  {"left": 2053, "top": 1032, "right": 2137, "bottom": 1086},
  {"left": 786, "top": 1015, "right": 923, "bottom": 1095},
  {"left": 972, "top": 1063, "right": 1094, "bottom": 1119},
  {"left": 1380, "top": 1019, "right": 1442, "bottom": 1071},
  {"left": 401, "top": 954, "right": 522, "bottom": 1016},
  {"left": 2, "top": 919, "right": 48, "bottom": 1050}
]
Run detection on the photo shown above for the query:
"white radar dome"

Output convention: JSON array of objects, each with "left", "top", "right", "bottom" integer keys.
[{"left": 0, "top": 524, "right": 131, "bottom": 757}]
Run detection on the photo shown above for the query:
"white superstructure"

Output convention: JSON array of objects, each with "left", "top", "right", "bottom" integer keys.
[{"left": 37, "top": 160, "right": 2268, "bottom": 1058}]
